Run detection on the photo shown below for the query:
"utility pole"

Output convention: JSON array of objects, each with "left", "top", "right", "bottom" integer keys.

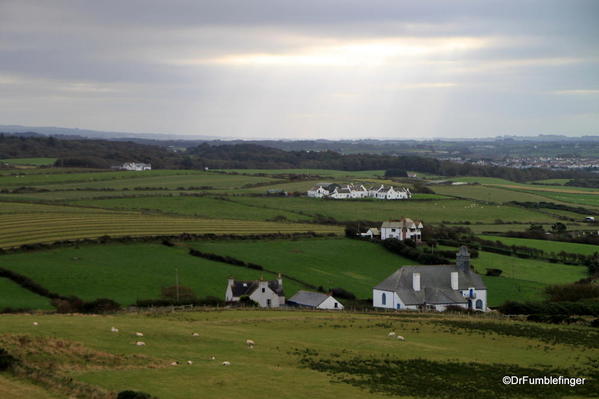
[{"left": 176, "top": 267, "right": 180, "bottom": 303}]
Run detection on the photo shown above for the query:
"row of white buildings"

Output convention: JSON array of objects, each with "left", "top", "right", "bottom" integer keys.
[{"left": 308, "top": 183, "right": 411, "bottom": 200}]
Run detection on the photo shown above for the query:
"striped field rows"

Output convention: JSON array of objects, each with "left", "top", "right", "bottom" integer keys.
[{"left": 0, "top": 209, "right": 342, "bottom": 248}]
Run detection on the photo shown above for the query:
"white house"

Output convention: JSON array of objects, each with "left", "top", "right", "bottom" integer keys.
[
  {"left": 330, "top": 187, "right": 352, "bottom": 199},
  {"left": 225, "top": 275, "right": 285, "bottom": 308},
  {"left": 381, "top": 218, "right": 423, "bottom": 241},
  {"left": 372, "top": 247, "right": 488, "bottom": 312},
  {"left": 360, "top": 227, "right": 381, "bottom": 239},
  {"left": 307, "top": 184, "right": 331, "bottom": 198},
  {"left": 369, "top": 185, "right": 411, "bottom": 199},
  {"left": 121, "top": 162, "right": 151, "bottom": 171},
  {"left": 349, "top": 184, "right": 369, "bottom": 198},
  {"left": 287, "top": 290, "right": 344, "bottom": 310}
]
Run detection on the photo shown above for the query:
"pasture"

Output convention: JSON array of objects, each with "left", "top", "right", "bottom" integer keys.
[
  {"left": 0, "top": 310, "right": 597, "bottom": 399},
  {"left": 480, "top": 235, "right": 599, "bottom": 256},
  {"left": 0, "top": 278, "right": 52, "bottom": 310},
  {"left": 0, "top": 157, "right": 57, "bottom": 166}
]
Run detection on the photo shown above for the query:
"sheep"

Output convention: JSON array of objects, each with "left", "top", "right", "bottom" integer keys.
[
  {"left": 111, "top": 327, "right": 119, "bottom": 333},
  {"left": 210, "top": 356, "right": 216, "bottom": 361},
  {"left": 246, "top": 339, "right": 255, "bottom": 347},
  {"left": 222, "top": 361, "right": 231, "bottom": 366},
  {"left": 170, "top": 361, "right": 179, "bottom": 366},
  {"left": 191, "top": 332, "right": 200, "bottom": 337},
  {"left": 187, "top": 360, "right": 193, "bottom": 365},
  {"left": 135, "top": 332, "right": 144, "bottom": 337},
  {"left": 396, "top": 335, "right": 405, "bottom": 341},
  {"left": 135, "top": 341, "right": 146, "bottom": 346},
  {"left": 32, "top": 322, "right": 39, "bottom": 326},
  {"left": 388, "top": 331, "right": 396, "bottom": 337}
]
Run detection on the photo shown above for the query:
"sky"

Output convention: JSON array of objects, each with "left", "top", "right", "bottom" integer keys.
[{"left": 0, "top": 0, "right": 598, "bottom": 140}]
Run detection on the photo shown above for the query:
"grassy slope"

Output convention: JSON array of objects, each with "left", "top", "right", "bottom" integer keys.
[
  {"left": 70, "top": 196, "right": 312, "bottom": 221},
  {"left": 191, "top": 238, "right": 415, "bottom": 299},
  {"left": 0, "top": 311, "right": 596, "bottom": 399},
  {"left": 230, "top": 197, "right": 560, "bottom": 223},
  {"left": 0, "top": 157, "right": 57, "bottom": 166},
  {"left": 0, "top": 278, "right": 52, "bottom": 310},
  {"left": 0, "top": 244, "right": 303, "bottom": 305},
  {"left": 480, "top": 235, "right": 599, "bottom": 256}
]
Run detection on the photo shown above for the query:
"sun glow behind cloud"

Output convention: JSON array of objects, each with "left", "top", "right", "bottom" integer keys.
[{"left": 177, "top": 37, "right": 489, "bottom": 67}]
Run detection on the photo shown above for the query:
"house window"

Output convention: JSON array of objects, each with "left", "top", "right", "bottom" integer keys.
[
  {"left": 382, "top": 293, "right": 386, "bottom": 305},
  {"left": 262, "top": 288, "right": 265, "bottom": 293},
  {"left": 396, "top": 304, "right": 401, "bottom": 309},
  {"left": 475, "top": 299, "right": 483, "bottom": 310},
  {"left": 267, "top": 299, "right": 271, "bottom": 307},
  {"left": 334, "top": 302, "right": 338, "bottom": 308}
]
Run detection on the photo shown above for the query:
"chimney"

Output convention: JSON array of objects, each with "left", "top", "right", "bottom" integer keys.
[
  {"left": 277, "top": 273, "right": 283, "bottom": 287},
  {"left": 227, "top": 276, "right": 234, "bottom": 288},
  {"left": 451, "top": 271, "right": 459, "bottom": 290},
  {"left": 456, "top": 246, "right": 471, "bottom": 273},
  {"left": 412, "top": 272, "right": 421, "bottom": 292}
]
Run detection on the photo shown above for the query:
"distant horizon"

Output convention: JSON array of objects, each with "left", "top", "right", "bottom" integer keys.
[
  {"left": 2, "top": 123, "right": 598, "bottom": 142},
  {"left": 1, "top": 1, "right": 597, "bottom": 140}
]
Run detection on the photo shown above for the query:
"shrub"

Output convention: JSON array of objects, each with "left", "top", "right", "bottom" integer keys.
[
  {"left": 82, "top": 298, "right": 121, "bottom": 313},
  {"left": 486, "top": 268, "right": 503, "bottom": 277},
  {"left": 545, "top": 283, "right": 599, "bottom": 302},
  {"left": 161, "top": 285, "right": 198, "bottom": 303},
  {"left": 0, "top": 348, "right": 17, "bottom": 371},
  {"left": 117, "top": 391, "right": 153, "bottom": 399},
  {"left": 331, "top": 287, "right": 356, "bottom": 300}
]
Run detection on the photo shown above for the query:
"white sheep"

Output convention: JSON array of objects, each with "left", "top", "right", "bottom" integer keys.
[
  {"left": 388, "top": 331, "right": 396, "bottom": 337},
  {"left": 246, "top": 339, "right": 255, "bottom": 347},
  {"left": 222, "top": 361, "right": 231, "bottom": 366},
  {"left": 187, "top": 360, "right": 193, "bottom": 365},
  {"left": 396, "top": 335, "right": 405, "bottom": 341},
  {"left": 111, "top": 327, "right": 119, "bottom": 333},
  {"left": 32, "top": 322, "right": 39, "bottom": 326},
  {"left": 135, "top": 332, "right": 144, "bottom": 337},
  {"left": 170, "top": 361, "right": 179, "bottom": 366},
  {"left": 191, "top": 332, "right": 200, "bottom": 337},
  {"left": 135, "top": 341, "right": 146, "bottom": 346},
  {"left": 210, "top": 356, "right": 216, "bottom": 360}
]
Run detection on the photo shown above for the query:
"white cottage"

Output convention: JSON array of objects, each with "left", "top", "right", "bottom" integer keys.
[
  {"left": 287, "top": 290, "right": 344, "bottom": 310},
  {"left": 225, "top": 275, "right": 285, "bottom": 308},
  {"left": 307, "top": 184, "right": 331, "bottom": 198},
  {"left": 381, "top": 218, "right": 423, "bottom": 241},
  {"left": 372, "top": 247, "right": 488, "bottom": 312},
  {"left": 121, "top": 162, "right": 151, "bottom": 171}
]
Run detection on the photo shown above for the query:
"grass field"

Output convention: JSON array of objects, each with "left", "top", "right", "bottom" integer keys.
[
  {"left": 229, "top": 197, "right": 562, "bottom": 224},
  {"left": 191, "top": 238, "right": 414, "bottom": 299},
  {"left": 480, "top": 235, "right": 599, "bottom": 256},
  {"left": 0, "top": 278, "right": 52, "bottom": 310},
  {"left": 0, "top": 310, "right": 597, "bottom": 399},
  {"left": 219, "top": 169, "right": 387, "bottom": 178},
  {"left": 0, "top": 201, "right": 341, "bottom": 249},
  {"left": 0, "top": 244, "right": 303, "bottom": 304},
  {"left": 1, "top": 157, "right": 57, "bottom": 166}
]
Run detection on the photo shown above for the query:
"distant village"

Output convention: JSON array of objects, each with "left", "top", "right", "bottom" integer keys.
[{"left": 308, "top": 183, "right": 412, "bottom": 200}]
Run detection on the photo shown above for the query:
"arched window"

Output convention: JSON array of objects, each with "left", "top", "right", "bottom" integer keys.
[
  {"left": 475, "top": 299, "right": 483, "bottom": 310},
  {"left": 382, "top": 293, "right": 386, "bottom": 305}
]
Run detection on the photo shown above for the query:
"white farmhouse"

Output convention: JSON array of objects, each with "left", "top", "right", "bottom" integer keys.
[
  {"left": 381, "top": 218, "right": 423, "bottom": 241},
  {"left": 368, "top": 185, "right": 411, "bottom": 199},
  {"left": 372, "top": 247, "right": 487, "bottom": 312},
  {"left": 330, "top": 187, "right": 352, "bottom": 199},
  {"left": 287, "top": 290, "right": 344, "bottom": 310},
  {"left": 121, "top": 162, "right": 151, "bottom": 171},
  {"left": 225, "top": 275, "right": 285, "bottom": 308},
  {"left": 307, "top": 184, "right": 331, "bottom": 198},
  {"left": 349, "top": 184, "right": 369, "bottom": 198}
]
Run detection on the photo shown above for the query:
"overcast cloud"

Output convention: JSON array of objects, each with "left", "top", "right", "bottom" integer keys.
[{"left": 0, "top": 0, "right": 598, "bottom": 139}]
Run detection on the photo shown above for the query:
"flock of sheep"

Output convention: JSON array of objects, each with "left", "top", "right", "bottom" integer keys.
[
  {"left": 388, "top": 331, "right": 405, "bottom": 340},
  {"left": 110, "top": 325, "right": 256, "bottom": 367}
]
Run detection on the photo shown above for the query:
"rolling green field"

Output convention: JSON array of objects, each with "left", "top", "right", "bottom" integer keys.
[
  {"left": 192, "top": 238, "right": 414, "bottom": 299},
  {"left": 480, "top": 235, "right": 599, "bottom": 256},
  {"left": 1, "top": 157, "right": 57, "bottom": 166},
  {"left": 0, "top": 278, "right": 52, "bottom": 310},
  {"left": 0, "top": 201, "right": 341, "bottom": 249},
  {"left": 0, "top": 310, "right": 597, "bottom": 399},
  {"left": 0, "top": 244, "right": 303, "bottom": 304}
]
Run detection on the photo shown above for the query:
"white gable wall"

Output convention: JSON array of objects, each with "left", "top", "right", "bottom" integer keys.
[{"left": 317, "top": 296, "right": 344, "bottom": 310}]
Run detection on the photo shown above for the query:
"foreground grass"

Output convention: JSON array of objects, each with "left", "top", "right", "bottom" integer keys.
[{"left": 0, "top": 310, "right": 596, "bottom": 399}]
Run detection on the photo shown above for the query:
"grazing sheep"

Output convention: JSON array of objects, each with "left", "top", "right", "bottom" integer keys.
[
  {"left": 222, "top": 361, "right": 231, "bottom": 366},
  {"left": 388, "top": 332, "right": 396, "bottom": 337},
  {"left": 246, "top": 339, "right": 255, "bottom": 347},
  {"left": 111, "top": 327, "right": 119, "bottom": 333},
  {"left": 32, "top": 322, "right": 39, "bottom": 326},
  {"left": 191, "top": 332, "right": 200, "bottom": 337},
  {"left": 170, "top": 361, "right": 179, "bottom": 366},
  {"left": 135, "top": 341, "right": 146, "bottom": 346},
  {"left": 396, "top": 335, "right": 405, "bottom": 341},
  {"left": 187, "top": 360, "right": 193, "bottom": 365},
  {"left": 210, "top": 356, "right": 216, "bottom": 360},
  {"left": 135, "top": 332, "right": 144, "bottom": 337}
]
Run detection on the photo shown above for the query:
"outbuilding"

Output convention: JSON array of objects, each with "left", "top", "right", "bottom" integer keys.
[{"left": 287, "top": 290, "right": 344, "bottom": 310}]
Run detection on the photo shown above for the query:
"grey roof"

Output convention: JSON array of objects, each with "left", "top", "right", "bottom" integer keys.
[
  {"left": 287, "top": 290, "right": 329, "bottom": 307},
  {"left": 381, "top": 218, "right": 421, "bottom": 229},
  {"left": 231, "top": 279, "right": 284, "bottom": 297},
  {"left": 374, "top": 265, "right": 486, "bottom": 306}
]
